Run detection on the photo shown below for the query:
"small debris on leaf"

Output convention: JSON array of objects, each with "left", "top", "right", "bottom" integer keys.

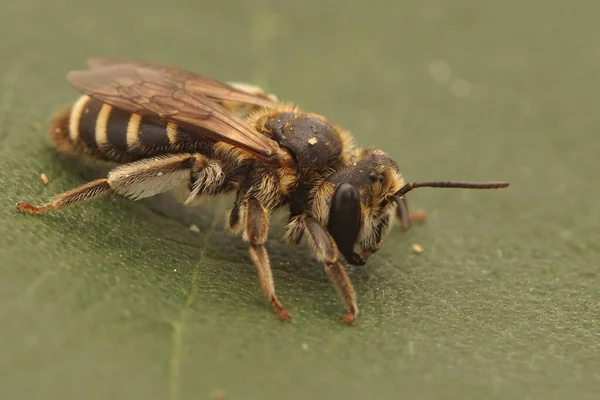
[
  {"left": 412, "top": 243, "right": 423, "bottom": 254},
  {"left": 211, "top": 389, "right": 226, "bottom": 400},
  {"left": 409, "top": 210, "right": 427, "bottom": 224},
  {"left": 189, "top": 224, "right": 201, "bottom": 233},
  {"left": 40, "top": 173, "right": 49, "bottom": 185},
  {"left": 308, "top": 137, "right": 318, "bottom": 145}
]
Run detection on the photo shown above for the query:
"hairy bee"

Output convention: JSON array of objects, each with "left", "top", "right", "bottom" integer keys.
[{"left": 17, "top": 58, "right": 509, "bottom": 324}]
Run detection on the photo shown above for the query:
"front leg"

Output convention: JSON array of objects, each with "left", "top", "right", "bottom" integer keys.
[
  {"left": 303, "top": 216, "right": 358, "bottom": 325},
  {"left": 361, "top": 201, "right": 428, "bottom": 260},
  {"left": 359, "top": 215, "right": 391, "bottom": 261},
  {"left": 393, "top": 196, "right": 428, "bottom": 231},
  {"left": 243, "top": 197, "right": 290, "bottom": 321}
]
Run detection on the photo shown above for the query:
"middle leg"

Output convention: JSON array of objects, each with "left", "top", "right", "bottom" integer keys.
[{"left": 243, "top": 197, "right": 290, "bottom": 321}]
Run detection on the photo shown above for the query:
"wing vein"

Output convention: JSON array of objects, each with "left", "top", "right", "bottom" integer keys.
[{"left": 67, "top": 60, "right": 283, "bottom": 161}]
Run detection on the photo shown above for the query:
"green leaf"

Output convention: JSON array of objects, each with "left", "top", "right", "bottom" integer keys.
[{"left": 1, "top": 1, "right": 599, "bottom": 399}]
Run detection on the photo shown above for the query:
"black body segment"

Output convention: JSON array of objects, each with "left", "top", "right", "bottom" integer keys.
[
  {"left": 264, "top": 113, "right": 343, "bottom": 170},
  {"left": 327, "top": 183, "right": 365, "bottom": 266},
  {"left": 139, "top": 120, "right": 171, "bottom": 148},
  {"left": 105, "top": 105, "right": 131, "bottom": 151},
  {"left": 77, "top": 98, "right": 104, "bottom": 151},
  {"left": 287, "top": 181, "right": 311, "bottom": 218}
]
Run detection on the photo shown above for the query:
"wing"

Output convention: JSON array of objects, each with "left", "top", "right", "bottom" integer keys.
[
  {"left": 87, "top": 57, "right": 277, "bottom": 108},
  {"left": 67, "top": 62, "right": 284, "bottom": 162}
]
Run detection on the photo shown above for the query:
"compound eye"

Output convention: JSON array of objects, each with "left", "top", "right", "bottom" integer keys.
[
  {"left": 327, "top": 183, "right": 365, "bottom": 266},
  {"left": 378, "top": 174, "right": 385, "bottom": 183}
]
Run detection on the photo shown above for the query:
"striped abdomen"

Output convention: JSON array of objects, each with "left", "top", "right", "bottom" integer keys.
[{"left": 51, "top": 95, "right": 215, "bottom": 162}]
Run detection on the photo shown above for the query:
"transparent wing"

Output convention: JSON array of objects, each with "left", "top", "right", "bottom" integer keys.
[
  {"left": 87, "top": 57, "right": 277, "bottom": 108},
  {"left": 67, "top": 62, "right": 282, "bottom": 161}
]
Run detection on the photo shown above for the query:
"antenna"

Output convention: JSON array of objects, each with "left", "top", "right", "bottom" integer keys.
[{"left": 394, "top": 181, "right": 510, "bottom": 198}]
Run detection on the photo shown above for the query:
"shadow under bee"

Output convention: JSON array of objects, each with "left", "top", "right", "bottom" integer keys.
[{"left": 48, "top": 152, "right": 335, "bottom": 281}]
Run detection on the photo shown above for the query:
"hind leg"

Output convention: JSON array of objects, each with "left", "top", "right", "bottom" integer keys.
[{"left": 17, "top": 153, "right": 224, "bottom": 214}]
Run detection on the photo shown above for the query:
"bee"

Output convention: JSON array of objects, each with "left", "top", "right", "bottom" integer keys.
[{"left": 16, "top": 58, "right": 509, "bottom": 324}]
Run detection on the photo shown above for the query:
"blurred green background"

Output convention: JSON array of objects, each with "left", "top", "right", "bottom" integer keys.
[{"left": 1, "top": 1, "right": 599, "bottom": 399}]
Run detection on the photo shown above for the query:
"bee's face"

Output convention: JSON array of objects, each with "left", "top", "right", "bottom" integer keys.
[
  {"left": 329, "top": 148, "right": 403, "bottom": 214},
  {"left": 326, "top": 149, "right": 404, "bottom": 265},
  {"left": 354, "top": 149, "right": 403, "bottom": 216}
]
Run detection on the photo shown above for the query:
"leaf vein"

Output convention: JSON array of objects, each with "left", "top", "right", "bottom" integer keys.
[{"left": 167, "top": 200, "right": 223, "bottom": 400}]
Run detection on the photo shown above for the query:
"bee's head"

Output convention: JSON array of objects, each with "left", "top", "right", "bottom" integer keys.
[
  {"left": 325, "top": 148, "right": 404, "bottom": 266},
  {"left": 322, "top": 148, "right": 510, "bottom": 266}
]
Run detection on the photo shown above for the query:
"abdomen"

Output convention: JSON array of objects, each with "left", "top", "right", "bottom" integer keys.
[{"left": 51, "top": 95, "right": 215, "bottom": 162}]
